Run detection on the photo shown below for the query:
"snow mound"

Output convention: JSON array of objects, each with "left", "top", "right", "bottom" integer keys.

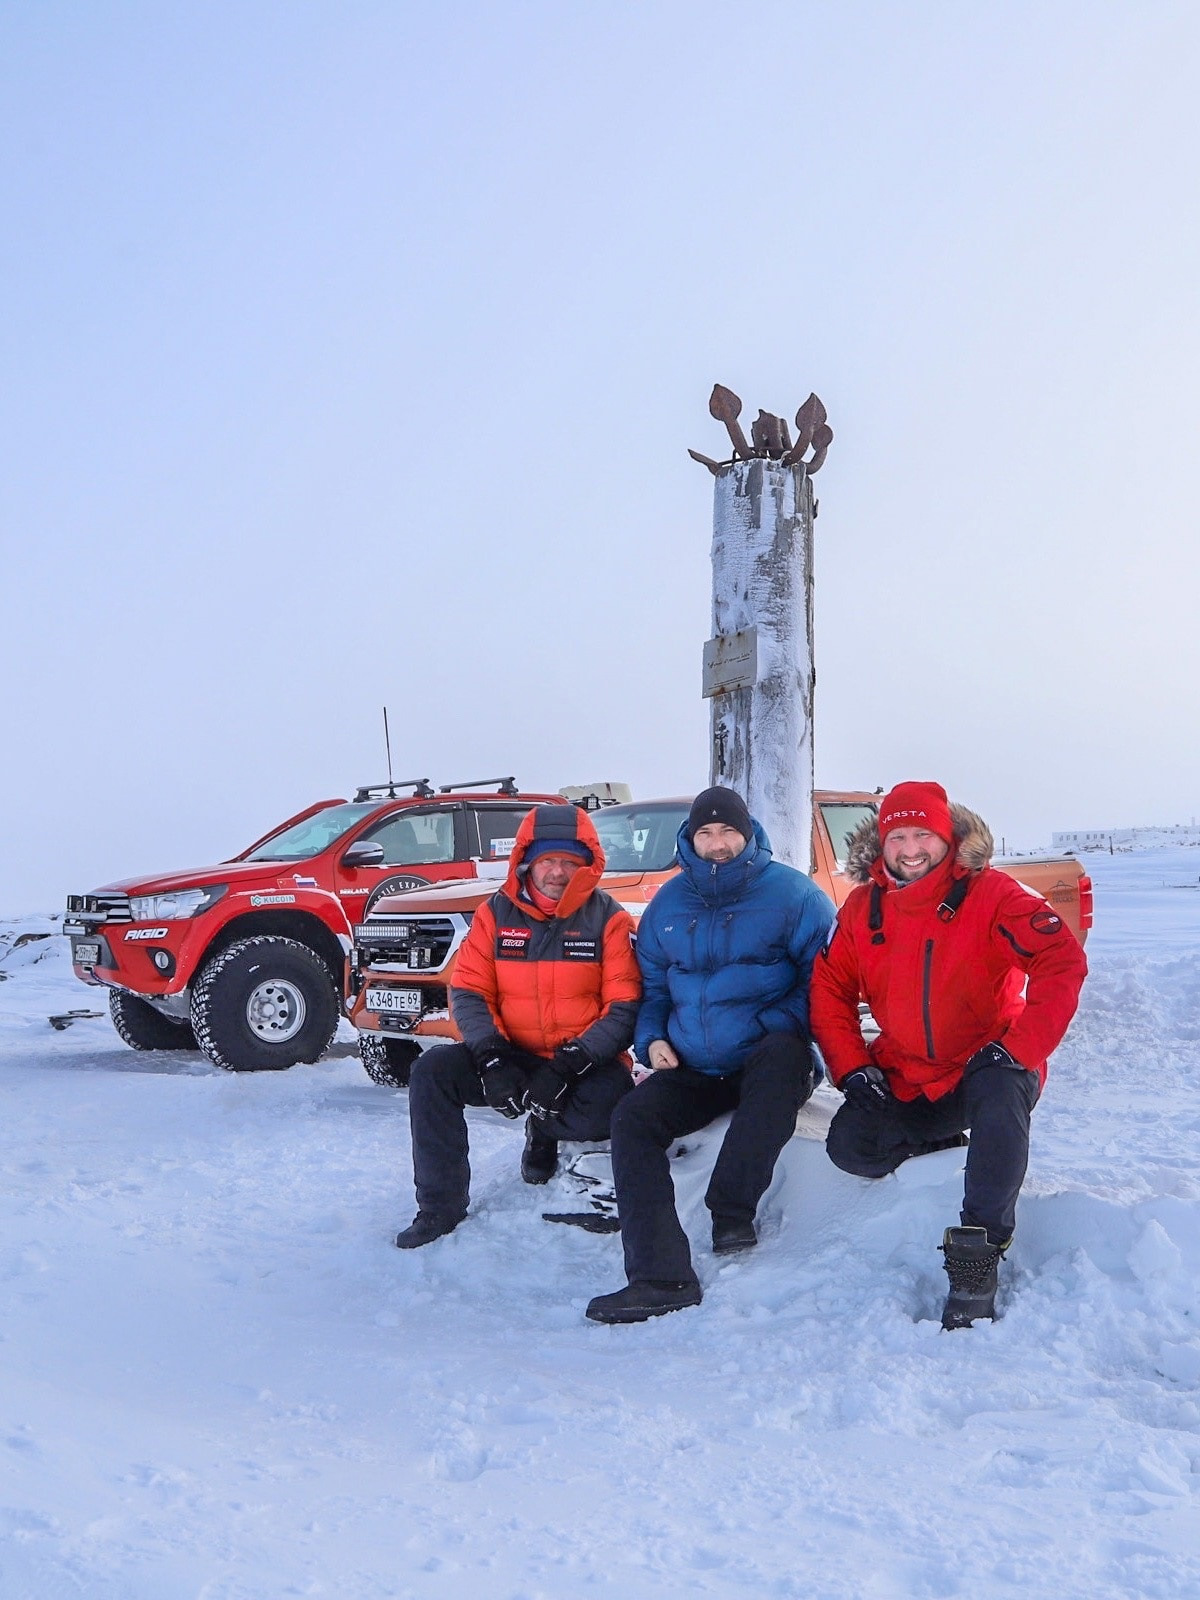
[{"left": 2, "top": 868, "right": 1200, "bottom": 1597}]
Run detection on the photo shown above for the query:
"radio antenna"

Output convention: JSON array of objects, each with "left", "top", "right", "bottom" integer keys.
[{"left": 383, "top": 706, "right": 395, "bottom": 797}]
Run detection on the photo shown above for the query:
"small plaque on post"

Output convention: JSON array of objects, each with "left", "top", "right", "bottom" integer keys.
[{"left": 702, "top": 627, "right": 758, "bottom": 698}]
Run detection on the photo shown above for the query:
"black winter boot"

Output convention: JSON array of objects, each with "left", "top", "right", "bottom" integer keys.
[
  {"left": 521, "top": 1118, "right": 559, "bottom": 1184},
  {"left": 394, "top": 1211, "right": 464, "bottom": 1249},
  {"left": 940, "top": 1225, "right": 1003, "bottom": 1328},
  {"left": 585, "top": 1280, "right": 702, "bottom": 1324},
  {"left": 711, "top": 1216, "right": 758, "bottom": 1255}
]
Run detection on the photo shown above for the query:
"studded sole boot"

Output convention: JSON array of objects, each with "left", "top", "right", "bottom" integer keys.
[{"left": 939, "top": 1225, "right": 1003, "bottom": 1329}]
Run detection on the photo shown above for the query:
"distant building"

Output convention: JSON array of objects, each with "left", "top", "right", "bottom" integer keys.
[{"left": 1052, "top": 824, "right": 1200, "bottom": 851}]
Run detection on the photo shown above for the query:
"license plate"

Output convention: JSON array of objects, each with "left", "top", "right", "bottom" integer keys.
[
  {"left": 365, "top": 986, "right": 423, "bottom": 1014},
  {"left": 73, "top": 941, "right": 101, "bottom": 966}
]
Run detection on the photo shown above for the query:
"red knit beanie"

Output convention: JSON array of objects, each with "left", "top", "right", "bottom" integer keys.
[{"left": 878, "top": 781, "right": 953, "bottom": 845}]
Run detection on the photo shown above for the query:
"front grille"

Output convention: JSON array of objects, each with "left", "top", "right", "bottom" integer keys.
[
  {"left": 66, "top": 892, "right": 133, "bottom": 925},
  {"left": 355, "top": 917, "right": 458, "bottom": 971}
]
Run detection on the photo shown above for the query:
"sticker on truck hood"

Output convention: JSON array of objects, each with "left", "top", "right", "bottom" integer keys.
[{"left": 250, "top": 893, "right": 297, "bottom": 907}]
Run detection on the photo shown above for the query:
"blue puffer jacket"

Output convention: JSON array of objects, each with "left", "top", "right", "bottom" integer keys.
[{"left": 634, "top": 820, "right": 836, "bottom": 1076}]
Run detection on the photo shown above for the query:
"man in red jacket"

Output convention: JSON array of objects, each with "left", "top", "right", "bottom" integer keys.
[{"left": 810, "top": 780, "right": 1087, "bottom": 1328}]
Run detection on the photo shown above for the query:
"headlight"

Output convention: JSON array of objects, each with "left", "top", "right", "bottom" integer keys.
[{"left": 128, "top": 885, "right": 228, "bottom": 922}]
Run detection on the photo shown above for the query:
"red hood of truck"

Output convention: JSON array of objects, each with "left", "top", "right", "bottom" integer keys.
[{"left": 93, "top": 861, "right": 317, "bottom": 896}]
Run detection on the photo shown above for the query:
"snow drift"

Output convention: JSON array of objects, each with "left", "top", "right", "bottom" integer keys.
[{"left": 1, "top": 849, "right": 1198, "bottom": 1597}]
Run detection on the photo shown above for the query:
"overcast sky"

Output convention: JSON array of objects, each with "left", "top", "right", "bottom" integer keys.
[{"left": 2, "top": 2, "right": 1198, "bottom": 910}]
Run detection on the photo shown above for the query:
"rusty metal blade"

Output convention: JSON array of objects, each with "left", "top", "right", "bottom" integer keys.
[
  {"left": 782, "top": 396, "right": 831, "bottom": 467},
  {"left": 708, "top": 384, "right": 743, "bottom": 424},
  {"left": 709, "top": 383, "right": 753, "bottom": 459},
  {"left": 756, "top": 411, "right": 786, "bottom": 455},
  {"left": 688, "top": 448, "right": 724, "bottom": 475},
  {"left": 791, "top": 393, "right": 823, "bottom": 457},
  {"left": 806, "top": 428, "right": 833, "bottom": 474}
]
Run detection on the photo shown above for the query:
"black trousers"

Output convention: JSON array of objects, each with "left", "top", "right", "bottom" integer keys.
[
  {"left": 610, "top": 1032, "right": 816, "bottom": 1287},
  {"left": 407, "top": 1042, "right": 633, "bottom": 1218},
  {"left": 825, "top": 1059, "right": 1040, "bottom": 1245}
]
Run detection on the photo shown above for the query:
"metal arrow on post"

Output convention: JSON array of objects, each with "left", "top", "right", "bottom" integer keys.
[
  {"left": 690, "top": 386, "right": 833, "bottom": 476},
  {"left": 708, "top": 384, "right": 754, "bottom": 461}
]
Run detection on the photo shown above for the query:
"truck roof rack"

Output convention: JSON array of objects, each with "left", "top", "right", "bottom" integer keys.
[
  {"left": 437, "top": 776, "right": 520, "bottom": 797},
  {"left": 354, "top": 778, "right": 436, "bottom": 801}
]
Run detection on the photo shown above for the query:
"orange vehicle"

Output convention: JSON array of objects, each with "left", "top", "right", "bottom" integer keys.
[{"left": 347, "top": 792, "right": 1093, "bottom": 1083}]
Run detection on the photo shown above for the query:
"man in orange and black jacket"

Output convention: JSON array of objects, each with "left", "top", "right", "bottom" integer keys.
[{"left": 395, "top": 804, "right": 641, "bottom": 1248}]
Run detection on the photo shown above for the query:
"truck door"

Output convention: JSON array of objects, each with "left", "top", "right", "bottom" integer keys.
[{"left": 333, "top": 805, "right": 469, "bottom": 914}]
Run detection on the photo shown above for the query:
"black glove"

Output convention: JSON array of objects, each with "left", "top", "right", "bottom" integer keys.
[
  {"left": 841, "top": 1065, "right": 894, "bottom": 1113},
  {"left": 552, "top": 1039, "right": 596, "bottom": 1078},
  {"left": 474, "top": 1043, "right": 527, "bottom": 1119},
  {"left": 524, "top": 1061, "right": 571, "bottom": 1120},
  {"left": 966, "top": 1041, "right": 1025, "bottom": 1073}
]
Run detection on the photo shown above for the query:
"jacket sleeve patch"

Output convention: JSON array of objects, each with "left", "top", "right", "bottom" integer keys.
[{"left": 1030, "top": 909, "right": 1063, "bottom": 935}]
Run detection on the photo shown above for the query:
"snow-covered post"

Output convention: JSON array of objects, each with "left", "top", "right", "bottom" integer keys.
[{"left": 692, "top": 388, "right": 831, "bottom": 871}]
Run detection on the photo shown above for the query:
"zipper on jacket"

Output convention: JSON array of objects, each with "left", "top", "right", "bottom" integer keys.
[{"left": 921, "top": 939, "right": 936, "bottom": 1060}]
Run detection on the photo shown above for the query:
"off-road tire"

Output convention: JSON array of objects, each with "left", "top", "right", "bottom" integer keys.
[
  {"left": 357, "top": 1031, "right": 421, "bottom": 1087},
  {"left": 190, "top": 936, "right": 339, "bottom": 1073},
  {"left": 109, "top": 988, "right": 198, "bottom": 1051}
]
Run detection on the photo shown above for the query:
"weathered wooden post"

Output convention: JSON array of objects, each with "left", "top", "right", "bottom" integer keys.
[{"left": 690, "top": 387, "right": 833, "bottom": 870}]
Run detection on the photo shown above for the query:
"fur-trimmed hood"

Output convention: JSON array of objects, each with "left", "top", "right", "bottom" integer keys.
[{"left": 843, "top": 802, "right": 994, "bottom": 887}]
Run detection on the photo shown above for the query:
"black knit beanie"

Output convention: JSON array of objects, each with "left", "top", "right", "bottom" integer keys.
[{"left": 687, "top": 786, "right": 753, "bottom": 843}]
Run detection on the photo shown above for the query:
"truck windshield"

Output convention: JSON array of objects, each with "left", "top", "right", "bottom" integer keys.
[
  {"left": 244, "top": 803, "right": 381, "bottom": 862},
  {"left": 820, "top": 802, "right": 879, "bottom": 870},
  {"left": 595, "top": 804, "right": 690, "bottom": 872}
]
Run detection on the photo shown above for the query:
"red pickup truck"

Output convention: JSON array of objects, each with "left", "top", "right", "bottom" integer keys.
[
  {"left": 347, "top": 791, "right": 1093, "bottom": 1084},
  {"left": 63, "top": 779, "right": 566, "bottom": 1072}
]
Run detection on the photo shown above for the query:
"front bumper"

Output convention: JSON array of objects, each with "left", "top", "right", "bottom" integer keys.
[
  {"left": 347, "top": 978, "right": 454, "bottom": 1039},
  {"left": 63, "top": 912, "right": 210, "bottom": 995}
]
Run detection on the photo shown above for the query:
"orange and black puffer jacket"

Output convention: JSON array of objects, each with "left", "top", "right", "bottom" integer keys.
[{"left": 450, "top": 805, "right": 641, "bottom": 1064}]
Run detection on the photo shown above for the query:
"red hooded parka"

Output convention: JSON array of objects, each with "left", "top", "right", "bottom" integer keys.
[{"left": 810, "top": 803, "right": 1087, "bottom": 1101}]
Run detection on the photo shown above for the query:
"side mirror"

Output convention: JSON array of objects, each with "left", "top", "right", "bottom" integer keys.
[{"left": 341, "top": 840, "right": 386, "bottom": 869}]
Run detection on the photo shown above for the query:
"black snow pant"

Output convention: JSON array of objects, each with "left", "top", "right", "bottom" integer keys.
[
  {"left": 825, "top": 1058, "right": 1040, "bottom": 1246},
  {"left": 407, "top": 1042, "right": 633, "bottom": 1219},
  {"left": 610, "top": 1032, "right": 816, "bottom": 1288}
]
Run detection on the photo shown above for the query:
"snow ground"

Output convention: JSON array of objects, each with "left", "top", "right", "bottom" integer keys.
[{"left": 2, "top": 851, "right": 1199, "bottom": 1599}]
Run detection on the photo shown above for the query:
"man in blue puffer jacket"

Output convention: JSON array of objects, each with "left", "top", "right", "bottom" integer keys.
[{"left": 586, "top": 787, "right": 835, "bottom": 1324}]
